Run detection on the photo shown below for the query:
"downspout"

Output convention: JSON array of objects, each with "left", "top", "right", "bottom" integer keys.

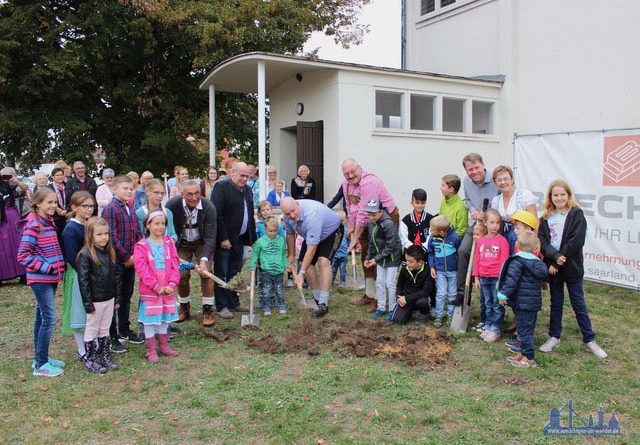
[{"left": 401, "top": 0, "right": 407, "bottom": 69}]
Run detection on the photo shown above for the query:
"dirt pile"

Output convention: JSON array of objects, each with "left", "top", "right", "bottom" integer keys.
[{"left": 245, "top": 319, "right": 452, "bottom": 367}]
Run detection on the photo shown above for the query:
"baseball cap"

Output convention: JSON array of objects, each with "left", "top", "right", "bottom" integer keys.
[{"left": 364, "top": 198, "right": 383, "bottom": 213}]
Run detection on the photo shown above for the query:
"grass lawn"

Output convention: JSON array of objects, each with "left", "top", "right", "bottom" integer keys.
[{"left": 0, "top": 274, "right": 637, "bottom": 444}]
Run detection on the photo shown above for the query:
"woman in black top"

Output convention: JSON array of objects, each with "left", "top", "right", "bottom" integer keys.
[{"left": 290, "top": 165, "right": 316, "bottom": 200}]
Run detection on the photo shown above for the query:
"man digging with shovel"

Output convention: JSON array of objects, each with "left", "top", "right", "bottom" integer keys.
[{"left": 281, "top": 197, "right": 343, "bottom": 318}]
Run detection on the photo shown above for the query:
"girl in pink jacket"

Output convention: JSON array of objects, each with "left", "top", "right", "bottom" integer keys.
[{"left": 133, "top": 211, "right": 180, "bottom": 362}]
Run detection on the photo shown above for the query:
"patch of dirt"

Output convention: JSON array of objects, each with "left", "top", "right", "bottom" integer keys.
[
  {"left": 245, "top": 319, "right": 453, "bottom": 367},
  {"left": 496, "top": 374, "right": 529, "bottom": 386},
  {"left": 198, "top": 326, "right": 236, "bottom": 342}
]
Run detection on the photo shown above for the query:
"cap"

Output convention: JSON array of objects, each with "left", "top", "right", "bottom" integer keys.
[
  {"left": 508, "top": 210, "right": 537, "bottom": 230},
  {"left": 364, "top": 198, "right": 383, "bottom": 213}
]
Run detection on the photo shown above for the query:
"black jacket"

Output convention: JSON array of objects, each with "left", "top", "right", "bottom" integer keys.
[
  {"left": 165, "top": 196, "right": 217, "bottom": 259},
  {"left": 210, "top": 178, "right": 256, "bottom": 247},
  {"left": 64, "top": 176, "right": 98, "bottom": 211},
  {"left": 77, "top": 248, "right": 121, "bottom": 313},
  {"left": 390, "top": 262, "right": 434, "bottom": 324},
  {"left": 538, "top": 208, "right": 586, "bottom": 284},
  {"left": 290, "top": 176, "right": 316, "bottom": 200},
  {"left": 366, "top": 211, "right": 402, "bottom": 267},
  {"left": 498, "top": 253, "right": 548, "bottom": 312}
]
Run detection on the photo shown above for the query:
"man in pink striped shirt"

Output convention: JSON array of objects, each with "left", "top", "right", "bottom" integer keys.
[{"left": 341, "top": 159, "right": 398, "bottom": 310}]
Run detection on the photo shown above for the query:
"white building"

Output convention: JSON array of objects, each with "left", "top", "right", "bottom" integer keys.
[{"left": 200, "top": 0, "right": 640, "bottom": 217}]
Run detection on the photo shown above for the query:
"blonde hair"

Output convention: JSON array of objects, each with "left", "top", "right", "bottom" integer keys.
[
  {"left": 430, "top": 215, "right": 451, "bottom": 232},
  {"left": 257, "top": 200, "right": 272, "bottom": 219},
  {"left": 516, "top": 230, "right": 538, "bottom": 253},
  {"left": 80, "top": 217, "right": 116, "bottom": 265},
  {"left": 113, "top": 174, "right": 133, "bottom": 188},
  {"left": 30, "top": 188, "right": 57, "bottom": 232},
  {"left": 139, "top": 171, "right": 153, "bottom": 186},
  {"left": 126, "top": 171, "right": 139, "bottom": 184},
  {"left": 542, "top": 179, "right": 580, "bottom": 219},
  {"left": 484, "top": 208, "right": 502, "bottom": 224},
  {"left": 264, "top": 216, "right": 279, "bottom": 230}
]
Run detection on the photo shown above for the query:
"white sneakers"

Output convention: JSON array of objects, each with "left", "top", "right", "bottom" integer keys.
[
  {"left": 539, "top": 337, "right": 608, "bottom": 359},
  {"left": 539, "top": 336, "right": 561, "bottom": 353},
  {"left": 585, "top": 341, "right": 608, "bottom": 359},
  {"left": 480, "top": 330, "right": 500, "bottom": 343}
]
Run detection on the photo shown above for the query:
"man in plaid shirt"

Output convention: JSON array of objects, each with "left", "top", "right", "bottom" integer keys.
[{"left": 103, "top": 175, "right": 144, "bottom": 353}]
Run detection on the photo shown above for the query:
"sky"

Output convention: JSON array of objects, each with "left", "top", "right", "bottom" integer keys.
[{"left": 302, "top": 0, "right": 402, "bottom": 69}]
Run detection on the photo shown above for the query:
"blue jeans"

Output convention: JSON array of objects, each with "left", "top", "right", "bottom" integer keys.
[
  {"left": 549, "top": 281, "right": 595, "bottom": 343},
  {"left": 332, "top": 256, "right": 348, "bottom": 286},
  {"left": 214, "top": 244, "right": 243, "bottom": 311},
  {"left": 261, "top": 272, "right": 285, "bottom": 308},
  {"left": 32, "top": 283, "right": 58, "bottom": 367},
  {"left": 515, "top": 309, "right": 538, "bottom": 361},
  {"left": 480, "top": 277, "right": 504, "bottom": 333},
  {"left": 110, "top": 263, "right": 135, "bottom": 338},
  {"left": 435, "top": 270, "right": 457, "bottom": 319}
]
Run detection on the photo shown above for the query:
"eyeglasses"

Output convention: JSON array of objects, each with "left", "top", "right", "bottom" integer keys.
[
  {"left": 184, "top": 192, "right": 200, "bottom": 197},
  {"left": 79, "top": 204, "right": 96, "bottom": 209}
]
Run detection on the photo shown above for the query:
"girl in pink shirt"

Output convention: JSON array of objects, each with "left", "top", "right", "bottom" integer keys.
[{"left": 473, "top": 209, "right": 510, "bottom": 343}]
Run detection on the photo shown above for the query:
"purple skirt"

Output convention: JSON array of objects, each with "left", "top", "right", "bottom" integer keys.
[{"left": 0, "top": 206, "right": 26, "bottom": 280}]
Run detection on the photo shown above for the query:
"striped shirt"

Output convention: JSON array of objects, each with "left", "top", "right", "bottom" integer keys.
[
  {"left": 17, "top": 213, "right": 65, "bottom": 284},
  {"left": 104, "top": 198, "right": 142, "bottom": 263}
]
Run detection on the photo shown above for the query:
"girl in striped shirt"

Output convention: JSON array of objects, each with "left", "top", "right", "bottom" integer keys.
[{"left": 17, "top": 188, "right": 66, "bottom": 377}]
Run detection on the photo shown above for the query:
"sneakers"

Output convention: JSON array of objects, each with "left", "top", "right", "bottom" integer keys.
[
  {"left": 33, "top": 362, "right": 64, "bottom": 377},
  {"left": 313, "top": 303, "right": 329, "bottom": 319},
  {"left": 217, "top": 307, "right": 234, "bottom": 319},
  {"left": 120, "top": 331, "right": 144, "bottom": 345},
  {"left": 110, "top": 337, "right": 128, "bottom": 354},
  {"left": 433, "top": 318, "right": 442, "bottom": 328},
  {"left": 473, "top": 322, "right": 485, "bottom": 333},
  {"left": 352, "top": 294, "right": 374, "bottom": 306},
  {"left": 539, "top": 337, "right": 561, "bottom": 353},
  {"left": 264, "top": 306, "right": 272, "bottom": 316},
  {"left": 177, "top": 302, "right": 191, "bottom": 323},
  {"left": 385, "top": 312, "right": 393, "bottom": 321},
  {"left": 585, "top": 341, "right": 608, "bottom": 359},
  {"left": 32, "top": 358, "right": 65, "bottom": 369},
  {"left": 483, "top": 331, "right": 500, "bottom": 343},
  {"left": 508, "top": 355, "right": 537, "bottom": 368},
  {"left": 279, "top": 305, "right": 287, "bottom": 314},
  {"left": 504, "top": 339, "right": 522, "bottom": 353},
  {"left": 202, "top": 305, "right": 216, "bottom": 327},
  {"left": 168, "top": 324, "right": 181, "bottom": 339},
  {"left": 369, "top": 309, "right": 386, "bottom": 319}
]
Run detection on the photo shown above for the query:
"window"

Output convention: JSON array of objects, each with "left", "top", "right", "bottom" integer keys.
[
  {"left": 442, "top": 97, "right": 465, "bottom": 132},
  {"left": 375, "top": 91, "right": 403, "bottom": 129},
  {"left": 421, "top": 0, "right": 435, "bottom": 15},
  {"left": 441, "top": 0, "right": 456, "bottom": 6},
  {"left": 472, "top": 101, "right": 494, "bottom": 135},
  {"left": 410, "top": 94, "right": 435, "bottom": 131}
]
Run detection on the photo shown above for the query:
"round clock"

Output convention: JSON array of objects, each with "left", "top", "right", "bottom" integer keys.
[{"left": 295, "top": 103, "right": 304, "bottom": 115}]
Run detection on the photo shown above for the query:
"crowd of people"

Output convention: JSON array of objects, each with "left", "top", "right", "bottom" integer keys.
[{"left": 0, "top": 152, "right": 608, "bottom": 377}]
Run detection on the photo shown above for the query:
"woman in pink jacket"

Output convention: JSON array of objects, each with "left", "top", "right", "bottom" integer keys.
[{"left": 133, "top": 211, "right": 180, "bottom": 362}]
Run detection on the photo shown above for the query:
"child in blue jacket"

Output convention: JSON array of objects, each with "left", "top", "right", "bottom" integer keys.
[
  {"left": 498, "top": 231, "right": 548, "bottom": 368},
  {"left": 427, "top": 215, "right": 461, "bottom": 328}
]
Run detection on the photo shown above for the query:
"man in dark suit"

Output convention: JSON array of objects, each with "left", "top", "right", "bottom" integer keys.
[
  {"left": 166, "top": 179, "right": 217, "bottom": 327},
  {"left": 64, "top": 161, "right": 98, "bottom": 211},
  {"left": 210, "top": 162, "right": 256, "bottom": 319}
]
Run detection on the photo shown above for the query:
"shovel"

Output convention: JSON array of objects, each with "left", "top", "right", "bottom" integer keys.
[
  {"left": 241, "top": 270, "right": 260, "bottom": 327},
  {"left": 291, "top": 268, "right": 318, "bottom": 311},
  {"left": 179, "top": 259, "right": 247, "bottom": 292},
  {"left": 346, "top": 250, "right": 365, "bottom": 290}
]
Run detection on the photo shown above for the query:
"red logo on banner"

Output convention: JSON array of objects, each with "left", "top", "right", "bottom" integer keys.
[{"left": 603, "top": 135, "right": 640, "bottom": 186}]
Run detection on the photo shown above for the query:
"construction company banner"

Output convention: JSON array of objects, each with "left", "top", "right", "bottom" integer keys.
[{"left": 515, "top": 130, "right": 640, "bottom": 290}]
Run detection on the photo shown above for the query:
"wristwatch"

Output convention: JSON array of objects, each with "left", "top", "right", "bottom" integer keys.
[{"left": 300, "top": 269, "right": 306, "bottom": 275}]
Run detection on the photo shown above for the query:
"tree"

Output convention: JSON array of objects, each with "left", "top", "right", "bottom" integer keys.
[{"left": 0, "top": 0, "right": 370, "bottom": 176}]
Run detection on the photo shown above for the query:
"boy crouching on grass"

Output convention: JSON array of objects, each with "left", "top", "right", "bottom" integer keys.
[
  {"left": 498, "top": 231, "right": 548, "bottom": 368},
  {"left": 390, "top": 246, "right": 434, "bottom": 324}
]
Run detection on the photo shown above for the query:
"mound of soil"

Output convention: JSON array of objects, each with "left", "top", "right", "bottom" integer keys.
[{"left": 245, "top": 319, "right": 452, "bottom": 367}]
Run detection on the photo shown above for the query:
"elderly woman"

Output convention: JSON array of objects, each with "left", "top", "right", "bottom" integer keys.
[
  {"left": 95, "top": 168, "right": 115, "bottom": 217},
  {"left": 290, "top": 164, "right": 316, "bottom": 200},
  {"left": 266, "top": 179, "right": 290, "bottom": 208},
  {"left": 32, "top": 172, "right": 49, "bottom": 196},
  {"left": 490, "top": 165, "right": 537, "bottom": 251},
  {"left": 266, "top": 165, "right": 279, "bottom": 192},
  {"left": 0, "top": 167, "right": 27, "bottom": 283},
  {"left": 134, "top": 170, "right": 154, "bottom": 210}
]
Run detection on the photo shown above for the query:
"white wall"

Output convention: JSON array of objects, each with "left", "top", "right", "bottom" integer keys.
[
  {"left": 334, "top": 70, "right": 506, "bottom": 217},
  {"left": 268, "top": 70, "right": 340, "bottom": 195}
]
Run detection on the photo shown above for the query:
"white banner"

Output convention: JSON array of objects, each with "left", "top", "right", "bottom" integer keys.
[{"left": 515, "top": 130, "right": 640, "bottom": 290}]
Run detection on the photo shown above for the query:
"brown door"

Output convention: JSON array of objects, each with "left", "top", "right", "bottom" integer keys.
[{"left": 296, "top": 120, "right": 324, "bottom": 201}]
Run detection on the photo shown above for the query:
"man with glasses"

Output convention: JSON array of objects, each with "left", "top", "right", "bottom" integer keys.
[
  {"left": 210, "top": 162, "right": 256, "bottom": 319},
  {"left": 166, "top": 179, "right": 218, "bottom": 327}
]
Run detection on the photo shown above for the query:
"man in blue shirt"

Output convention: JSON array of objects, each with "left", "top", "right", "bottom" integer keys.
[{"left": 281, "top": 197, "right": 343, "bottom": 318}]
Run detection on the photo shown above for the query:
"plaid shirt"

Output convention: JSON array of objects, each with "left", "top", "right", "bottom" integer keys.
[{"left": 104, "top": 197, "right": 142, "bottom": 263}]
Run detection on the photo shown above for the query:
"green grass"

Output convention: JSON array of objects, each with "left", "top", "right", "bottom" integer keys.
[{"left": 0, "top": 277, "right": 637, "bottom": 444}]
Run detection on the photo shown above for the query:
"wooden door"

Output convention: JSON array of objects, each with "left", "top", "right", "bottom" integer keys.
[{"left": 296, "top": 120, "right": 324, "bottom": 201}]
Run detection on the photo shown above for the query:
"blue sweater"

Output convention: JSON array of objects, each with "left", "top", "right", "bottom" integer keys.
[
  {"left": 498, "top": 252, "right": 548, "bottom": 312},
  {"left": 61, "top": 220, "right": 85, "bottom": 270},
  {"left": 333, "top": 227, "right": 349, "bottom": 260},
  {"left": 427, "top": 227, "right": 461, "bottom": 272}
]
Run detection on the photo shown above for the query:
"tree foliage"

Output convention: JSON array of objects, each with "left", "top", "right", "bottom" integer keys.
[{"left": 0, "top": 0, "right": 369, "bottom": 176}]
